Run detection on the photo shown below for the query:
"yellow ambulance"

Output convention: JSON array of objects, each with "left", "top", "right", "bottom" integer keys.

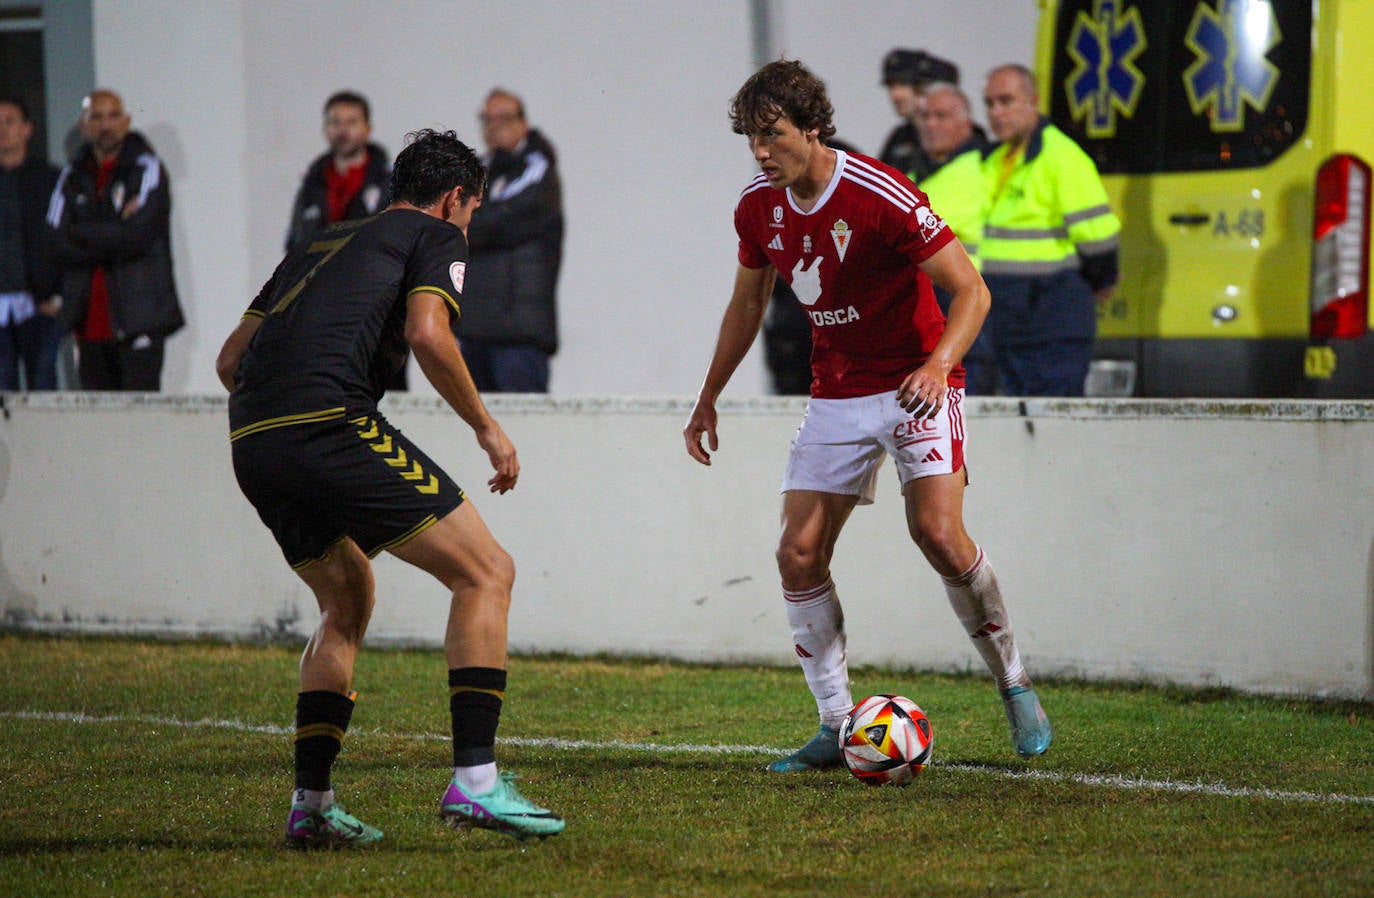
[{"left": 1037, "top": 0, "right": 1372, "bottom": 397}]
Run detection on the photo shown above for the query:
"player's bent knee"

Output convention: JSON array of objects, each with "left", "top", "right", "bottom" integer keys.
[
  {"left": 776, "top": 539, "right": 830, "bottom": 584},
  {"left": 908, "top": 519, "right": 972, "bottom": 573},
  {"left": 485, "top": 547, "right": 516, "bottom": 594},
  {"left": 454, "top": 545, "right": 515, "bottom": 598}
]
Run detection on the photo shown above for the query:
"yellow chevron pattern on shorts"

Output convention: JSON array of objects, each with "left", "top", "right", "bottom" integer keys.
[
  {"left": 352, "top": 417, "right": 440, "bottom": 495},
  {"left": 351, "top": 417, "right": 380, "bottom": 439}
]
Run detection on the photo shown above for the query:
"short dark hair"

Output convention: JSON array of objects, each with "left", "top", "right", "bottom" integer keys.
[
  {"left": 390, "top": 129, "right": 486, "bottom": 208},
  {"left": 324, "top": 90, "right": 371, "bottom": 123},
  {"left": 882, "top": 49, "right": 960, "bottom": 87},
  {"left": 0, "top": 94, "right": 31, "bottom": 121},
  {"left": 729, "top": 59, "right": 836, "bottom": 142}
]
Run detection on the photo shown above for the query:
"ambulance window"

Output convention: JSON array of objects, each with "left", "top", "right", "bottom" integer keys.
[{"left": 1049, "top": 0, "right": 1312, "bottom": 174}]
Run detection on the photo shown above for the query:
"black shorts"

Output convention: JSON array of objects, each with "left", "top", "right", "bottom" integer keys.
[{"left": 231, "top": 410, "right": 466, "bottom": 569}]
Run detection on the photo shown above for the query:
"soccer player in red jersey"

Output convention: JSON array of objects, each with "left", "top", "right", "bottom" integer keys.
[{"left": 683, "top": 60, "right": 1052, "bottom": 768}]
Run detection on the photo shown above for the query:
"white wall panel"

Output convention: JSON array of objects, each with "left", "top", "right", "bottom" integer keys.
[
  {"left": 3, "top": 396, "right": 1370, "bottom": 700},
  {"left": 84, "top": 1, "right": 1038, "bottom": 396}
]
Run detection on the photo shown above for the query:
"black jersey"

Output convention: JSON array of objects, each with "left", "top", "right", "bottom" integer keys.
[{"left": 229, "top": 209, "right": 466, "bottom": 433}]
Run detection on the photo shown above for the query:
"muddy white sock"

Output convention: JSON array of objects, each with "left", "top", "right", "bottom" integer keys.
[
  {"left": 942, "top": 548, "right": 1030, "bottom": 691},
  {"left": 783, "top": 578, "right": 853, "bottom": 728}
]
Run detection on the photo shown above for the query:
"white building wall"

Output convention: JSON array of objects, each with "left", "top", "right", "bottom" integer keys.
[{"left": 79, "top": 1, "right": 1037, "bottom": 397}]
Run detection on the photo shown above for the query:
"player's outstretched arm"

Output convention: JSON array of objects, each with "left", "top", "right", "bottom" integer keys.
[
  {"left": 407, "top": 290, "right": 519, "bottom": 494},
  {"left": 898, "top": 242, "right": 990, "bottom": 417},
  {"left": 684, "top": 264, "right": 775, "bottom": 465},
  {"left": 215, "top": 316, "right": 263, "bottom": 392}
]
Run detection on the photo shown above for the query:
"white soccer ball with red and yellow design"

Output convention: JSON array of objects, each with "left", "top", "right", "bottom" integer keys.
[{"left": 839, "top": 693, "right": 933, "bottom": 786}]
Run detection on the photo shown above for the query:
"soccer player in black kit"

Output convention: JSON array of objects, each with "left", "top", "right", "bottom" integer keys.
[{"left": 217, "top": 129, "right": 564, "bottom": 847}]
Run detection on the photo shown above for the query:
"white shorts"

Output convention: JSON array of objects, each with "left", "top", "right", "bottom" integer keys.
[{"left": 781, "top": 389, "right": 966, "bottom": 505}]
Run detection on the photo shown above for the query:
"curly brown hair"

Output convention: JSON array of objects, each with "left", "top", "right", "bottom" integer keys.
[{"left": 729, "top": 59, "right": 837, "bottom": 142}]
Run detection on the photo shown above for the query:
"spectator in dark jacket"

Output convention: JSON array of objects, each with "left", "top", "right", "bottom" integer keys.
[
  {"left": 877, "top": 48, "right": 960, "bottom": 183},
  {"left": 284, "top": 91, "right": 391, "bottom": 253},
  {"left": 47, "top": 89, "right": 183, "bottom": 391},
  {"left": 285, "top": 91, "right": 401, "bottom": 388},
  {"left": 457, "top": 89, "right": 563, "bottom": 393},
  {"left": 0, "top": 95, "right": 61, "bottom": 390}
]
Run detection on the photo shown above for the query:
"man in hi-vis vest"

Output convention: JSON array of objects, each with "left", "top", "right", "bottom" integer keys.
[{"left": 981, "top": 65, "right": 1120, "bottom": 396}]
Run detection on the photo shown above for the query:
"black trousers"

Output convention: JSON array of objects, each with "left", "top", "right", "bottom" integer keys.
[{"left": 77, "top": 335, "right": 165, "bottom": 391}]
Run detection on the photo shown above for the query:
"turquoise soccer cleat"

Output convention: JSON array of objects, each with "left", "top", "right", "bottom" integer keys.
[
  {"left": 284, "top": 801, "right": 383, "bottom": 849},
  {"left": 767, "top": 725, "right": 843, "bottom": 772},
  {"left": 1002, "top": 686, "right": 1053, "bottom": 758},
  {"left": 440, "top": 772, "right": 565, "bottom": 841}
]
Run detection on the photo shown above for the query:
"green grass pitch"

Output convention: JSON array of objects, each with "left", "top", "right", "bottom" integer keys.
[{"left": 1, "top": 634, "right": 1371, "bottom": 897}]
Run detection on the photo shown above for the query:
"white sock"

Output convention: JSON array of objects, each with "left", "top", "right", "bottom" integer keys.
[
  {"left": 942, "top": 548, "right": 1030, "bottom": 691},
  {"left": 783, "top": 578, "right": 853, "bottom": 729},
  {"left": 454, "top": 762, "right": 498, "bottom": 795},
  {"left": 293, "top": 788, "right": 333, "bottom": 811}
]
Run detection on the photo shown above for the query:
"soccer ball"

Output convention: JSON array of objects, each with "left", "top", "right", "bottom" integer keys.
[{"left": 839, "top": 694, "right": 933, "bottom": 786}]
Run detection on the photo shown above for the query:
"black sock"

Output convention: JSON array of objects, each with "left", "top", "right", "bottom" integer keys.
[
  {"left": 449, "top": 667, "right": 506, "bottom": 767},
  {"left": 294, "top": 690, "right": 355, "bottom": 791}
]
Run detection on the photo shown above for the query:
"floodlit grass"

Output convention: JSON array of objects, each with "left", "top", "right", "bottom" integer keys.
[{"left": 1, "top": 634, "right": 1371, "bottom": 897}]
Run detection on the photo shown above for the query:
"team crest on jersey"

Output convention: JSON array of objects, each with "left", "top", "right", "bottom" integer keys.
[
  {"left": 830, "top": 219, "right": 851, "bottom": 262},
  {"left": 915, "top": 206, "right": 947, "bottom": 242},
  {"left": 803, "top": 235, "right": 812, "bottom": 254},
  {"left": 449, "top": 261, "right": 467, "bottom": 293},
  {"left": 773, "top": 205, "right": 784, "bottom": 223}
]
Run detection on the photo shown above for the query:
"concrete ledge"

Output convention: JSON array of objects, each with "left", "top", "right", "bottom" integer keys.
[{"left": 7, "top": 391, "right": 1373, "bottom": 420}]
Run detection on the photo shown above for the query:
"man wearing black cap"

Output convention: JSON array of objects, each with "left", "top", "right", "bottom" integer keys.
[{"left": 878, "top": 48, "right": 960, "bottom": 183}]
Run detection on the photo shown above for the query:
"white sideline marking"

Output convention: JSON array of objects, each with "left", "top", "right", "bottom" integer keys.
[{"left": 6, "top": 710, "right": 1373, "bottom": 807}]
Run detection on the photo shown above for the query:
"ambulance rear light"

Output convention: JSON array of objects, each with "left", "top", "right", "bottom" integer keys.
[{"left": 1309, "top": 154, "right": 1371, "bottom": 340}]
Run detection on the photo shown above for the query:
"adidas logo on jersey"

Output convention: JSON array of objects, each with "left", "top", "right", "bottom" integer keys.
[{"left": 768, "top": 234, "right": 784, "bottom": 251}]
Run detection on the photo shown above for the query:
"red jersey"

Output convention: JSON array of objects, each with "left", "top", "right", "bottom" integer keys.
[
  {"left": 323, "top": 155, "right": 369, "bottom": 223},
  {"left": 82, "top": 157, "right": 119, "bottom": 342},
  {"left": 735, "top": 150, "right": 960, "bottom": 398}
]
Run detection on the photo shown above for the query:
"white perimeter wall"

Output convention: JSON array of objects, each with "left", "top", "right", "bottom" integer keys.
[
  {"left": 2, "top": 396, "right": 1371, "bottom": 701},
  {"left": 82, "top": 0, "right": 1036, "bottom": 396}
]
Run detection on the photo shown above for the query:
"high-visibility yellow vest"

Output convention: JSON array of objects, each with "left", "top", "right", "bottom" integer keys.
[
  {"left": 980, "top": 120, "right": 1120, "bottom": 278},
  {"left": 919, "top": 146, "right": 988, "bottom": 271}
]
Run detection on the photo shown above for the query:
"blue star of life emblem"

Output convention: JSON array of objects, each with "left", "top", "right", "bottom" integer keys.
[
  {"left": 1065, "top": 0, "right": 1147, "bottom": 139},
  {"left": 1184, "top": 0, "right": 1282, "bottom": 132}
]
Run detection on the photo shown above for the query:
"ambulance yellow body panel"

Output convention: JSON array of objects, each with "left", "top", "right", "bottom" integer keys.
[{"left": 1037, "top": 0, "right": 1372, "bottom": 396}]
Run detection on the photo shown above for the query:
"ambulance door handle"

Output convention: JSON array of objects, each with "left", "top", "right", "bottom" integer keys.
[{"left": 1168, "top": 213, "right": 1212, "bottom": 226}]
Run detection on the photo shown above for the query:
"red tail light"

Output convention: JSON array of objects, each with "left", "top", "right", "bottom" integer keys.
[{"left": 1310, "top": 155, "right": 1371, "bottom": 339}]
